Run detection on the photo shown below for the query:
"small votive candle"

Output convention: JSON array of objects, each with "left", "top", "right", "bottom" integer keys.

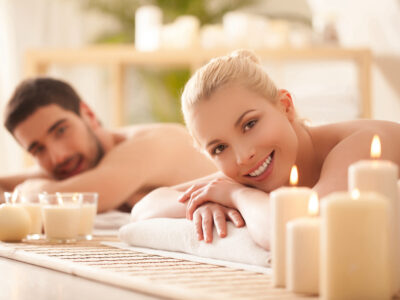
[
  {"left": 39, "top": 193, "right": 81, "bottom": 243},
  {"left": 78, "top": 193, "right": 98, "bottom": 240},
  {"left": 286, "top": 194, "right": 320, "bottom": 295},
  {"left": 4, "top": 191, "right": 43, "bottom": 240},
  {"left": 270, "top": 165, "right": 314, "bottom": 287}
]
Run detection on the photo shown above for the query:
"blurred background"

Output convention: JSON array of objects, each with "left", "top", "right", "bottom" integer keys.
[{"left": 0, "top": 0, "right": 399, "bottom": 174}]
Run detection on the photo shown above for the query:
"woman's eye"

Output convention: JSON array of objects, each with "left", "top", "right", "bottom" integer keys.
[
  {"left": 243, "top": 120, "right": 257, "bottom": 132},
  {"left": 212, "top": 144, "right": 227, "bottom": 155}
]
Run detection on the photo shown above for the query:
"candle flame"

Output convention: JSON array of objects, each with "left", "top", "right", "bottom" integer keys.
[
  {"left": 351, "top": 189, "right": 360, "bottom": 200},
  {"left": 11, "top": 190, "right": 19, "bottom": 204},
  {"left": 56, "top": 192, "right": 63, "bottom": 205},
  {"left": 370, "top": 135, "right": 381, "bottom": 159},
  {"left": 308, "top": 193, "right": 319, "bottom": 216},
  {"left": 289, "top": 165, "right": 298, "bottom": 186},
  {"left": 72, "top": 193, "right": 81, "bottom": 204}
]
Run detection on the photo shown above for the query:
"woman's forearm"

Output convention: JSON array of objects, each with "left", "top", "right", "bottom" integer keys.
[
  {"left": 232, "top": 187, "right": 271, "bottom": 250},
  {"left": 131, "top": 187, "right": 186, "bottom": 221}
]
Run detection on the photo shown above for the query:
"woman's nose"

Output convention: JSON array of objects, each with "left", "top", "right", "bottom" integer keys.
[{"left": 235, "top": 145, "right": 256, "bottom": 165}]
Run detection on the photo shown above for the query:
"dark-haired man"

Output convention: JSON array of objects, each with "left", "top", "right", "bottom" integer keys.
[{"left": 0, "top": 77, "right": 217, "bottom": 212}]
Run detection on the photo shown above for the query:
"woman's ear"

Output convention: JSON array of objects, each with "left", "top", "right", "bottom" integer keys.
[
  {"left": 79, "top": 102, "right": 101, "bottom": 128},
  {"left": 277, "top": 89, "right": 296, "bottom": 122}
]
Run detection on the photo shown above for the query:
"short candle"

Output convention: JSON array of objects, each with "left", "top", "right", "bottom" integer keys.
[
  {"left": 270, "top": 165, "right": 314, "bottom": 287},
  {"left": 286, "top": 193, "right": 320, "bottom": 295}
]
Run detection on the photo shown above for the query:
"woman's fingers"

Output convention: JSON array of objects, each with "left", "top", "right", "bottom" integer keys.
[
  {"left": 178, "top": 184, "right": 203, "bottom": 203},
  {"left": 213, "top": 208, "right": 227, "bottom": 238},
  {"left": 187, "top": 190, "right": 209, "bottom": 220},
  {"left": 227, "top": 209, "right": 245, "bottom": 227},
  {"left": 201, "top": 208, "right": 213, "bottom": 243},
  {"left": 193, "top": 211, "right": 204, "bottom": 241}
]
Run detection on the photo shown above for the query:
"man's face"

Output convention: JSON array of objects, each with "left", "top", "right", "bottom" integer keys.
[{"left": 13, "top": 104, "right": 104, "bottom": 180}]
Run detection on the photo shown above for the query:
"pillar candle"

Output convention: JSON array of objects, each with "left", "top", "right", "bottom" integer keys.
[
  {"left": 320, "top": 191, "right": 391, "bottom": 300},
  {"left": 286, "top": 194, "right": 320, "bottom": 295},
  {"left": 348, "top": 135, "right": 399, "bottom": 294},
  {"left": 270, "top": 165, "right": 314, "bottom": 287}
]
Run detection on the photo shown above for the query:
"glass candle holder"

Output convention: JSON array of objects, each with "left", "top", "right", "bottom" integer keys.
[
  {"left": 39, "top": 193, "right": 81, "bottom": 243},
  {"left": 4, "top": 191, "right": 43, "bottom": 240},
  {"left": 77, "top": 193, "right": 98, "bottom": 240}
]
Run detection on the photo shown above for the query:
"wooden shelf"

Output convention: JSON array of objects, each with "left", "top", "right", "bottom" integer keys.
[{"left": 24, "top": 45, "right": 372, "bottom": 127}]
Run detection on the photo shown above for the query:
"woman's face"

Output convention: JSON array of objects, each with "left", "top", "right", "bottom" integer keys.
[{"left": 189, "top": 84, "right": 298, "bottom": 192}]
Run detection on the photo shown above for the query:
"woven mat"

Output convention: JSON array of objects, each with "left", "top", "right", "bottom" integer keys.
[{"left": 0, "top": 236, "right": 315, "bottom": 300}]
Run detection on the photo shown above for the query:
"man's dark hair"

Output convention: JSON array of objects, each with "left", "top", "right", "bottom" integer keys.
[{"left": 4, "top": 77, "right": 82, "bottom": 133}]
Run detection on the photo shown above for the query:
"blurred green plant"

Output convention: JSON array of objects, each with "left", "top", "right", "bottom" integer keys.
[{"left": 80, "top": 0, "right": 257, "bottom": 123}]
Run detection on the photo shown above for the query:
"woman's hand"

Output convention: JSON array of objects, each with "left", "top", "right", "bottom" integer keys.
[
  {"left": 178, "top": 177, "right": 245, "bottom": 220},
  {"left": 193, "top": 202, "right": 245, "bottom": 243}
]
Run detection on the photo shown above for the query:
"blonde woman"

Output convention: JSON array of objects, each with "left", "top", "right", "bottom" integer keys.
[{"left": 133, "top": 50, "right": 400, "bottom": 250}]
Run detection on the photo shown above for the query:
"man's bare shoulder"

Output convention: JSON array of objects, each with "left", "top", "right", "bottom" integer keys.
[{"left": 113, "top": 123, "right": 188, "bottom": 141}]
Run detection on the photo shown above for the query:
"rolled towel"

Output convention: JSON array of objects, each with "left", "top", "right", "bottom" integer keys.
[{"left": 119, "top": 218, "right": 270, "bottom": 267}]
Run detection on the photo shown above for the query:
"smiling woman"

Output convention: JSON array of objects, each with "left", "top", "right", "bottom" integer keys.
[{"left": 136, "top": 49, "right": 400, "bottom": 250}]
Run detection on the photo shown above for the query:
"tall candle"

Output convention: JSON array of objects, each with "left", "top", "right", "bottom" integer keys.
[
  {"left": 348, "top": 135, "right": 399, "bottom": 294},
  {"left": 320, "top": 190, "right": 391, "bottom": 299},
  {"left": 270, "top": 165, "right": 314, "bottom": 287},
  {"left": 286, "top": 194, "right": 320, "bottom": 295}
]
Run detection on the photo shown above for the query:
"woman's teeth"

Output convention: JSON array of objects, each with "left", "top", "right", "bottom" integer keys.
[{"left": 249, "top": 155, "right": 272, "bottom": 177}]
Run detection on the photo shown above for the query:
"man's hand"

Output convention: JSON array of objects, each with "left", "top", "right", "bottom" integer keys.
[
  {"left": 14, "top": 178, "right": 54, "bottom": 201},
  {"left": 193, "top": 202, "right": 245, "bottom": 243}
]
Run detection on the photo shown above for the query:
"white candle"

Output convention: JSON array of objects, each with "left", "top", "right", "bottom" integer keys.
[
  {"left": 135, "top": 5, "right": 162, "bottom": 51},
  {"left": 42, "top": 205, "right": 81, "bottom": 241},
  {"left": 270, "top": 165, "right": 314, "bottom": 287},
  {"left": 22, "top": 203, "right": 42, "bottom": 235},
  {"left": 348, "top": 135, "right": 399, "bottom": 294},
  {"left": 40, "top": 193, "right": 81, "bottom": 243},
  {"left": 320, "top": 190, "right": 391, "bottom": 300},
  {"left": 0, "top": 203, "right": 30, "bottom": 242},
  {"left": 286, "top": 194, "right": 320, "bottom": 295}
]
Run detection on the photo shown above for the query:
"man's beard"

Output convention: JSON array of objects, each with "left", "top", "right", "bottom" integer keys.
[{"left": 52, "top": 125, "right": 105, "bottom": 180}]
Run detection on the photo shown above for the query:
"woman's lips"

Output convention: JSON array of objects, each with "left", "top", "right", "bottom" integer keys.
[{"left": 245, "top": 151, "right": 275, "bottom": 182}]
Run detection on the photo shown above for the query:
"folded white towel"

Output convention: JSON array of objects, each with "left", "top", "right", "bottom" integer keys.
[
  {"left": 119, "top": 218, "right": 270, "bottom": 267},
  {"left": 94, "top": 210, "right": 131, "bottom": 230}
]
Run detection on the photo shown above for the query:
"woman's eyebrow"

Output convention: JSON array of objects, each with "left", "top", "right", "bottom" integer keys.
[{"left": 234, "top": 109, "right": 256, "bottom": 128}]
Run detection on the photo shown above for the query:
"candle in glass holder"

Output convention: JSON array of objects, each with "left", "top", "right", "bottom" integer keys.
[
  {"left": 4, "top": 192, "right": 42, "bottom": 239},
  {"left": 78, "top": 193, "right": 98, "bottom": 240},
  {"left": 320, "top": 190, "right": 391, "bottom": 299},
  {"left": 348, "top": 135, "right": 399, "bottom": 294},
  {"left": 0, "top": 191, "right": 31, "bottom": 242},
  {"left": 286, "top": 193, "right": 320, "bottom": 295},
  {"left": 270, "top": 165, "right": 314, "bottom": 287},
  {"left": 39, "top": 193, "right": 81, "bottom": 243}
]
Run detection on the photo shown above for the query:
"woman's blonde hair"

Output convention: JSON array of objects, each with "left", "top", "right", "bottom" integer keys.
[{"left": 181, "top": 49, "right": 279, "bottom": 132}]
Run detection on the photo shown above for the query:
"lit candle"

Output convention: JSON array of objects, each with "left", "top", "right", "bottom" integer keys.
[
  {"left": 4, "top": 191, "right": 42, "bottom": 239},
  {"left": 320, "top": 190, "right": 391, "bottom": 299},
  {"left": 0, "top": 191, "right": 31, "bottom": 242},
  {"left": 78, "top": 193, "right": 98, "bottom": 240},
  {"left": 270, "top": 165, "right": 314, "bottom": 287},
  {"left": 348, "top": 135, "right": 399, "bottom": 294},
  {"left": 40, "top": 193, "right": 81, "bottom": 243},
  {"left": 286, "top": 193, "right": 320, "bottom": 295}
]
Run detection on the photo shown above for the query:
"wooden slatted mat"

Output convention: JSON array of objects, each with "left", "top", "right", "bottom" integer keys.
[{"left": 0, "top": 236, "right": 316, "bottom": 300}]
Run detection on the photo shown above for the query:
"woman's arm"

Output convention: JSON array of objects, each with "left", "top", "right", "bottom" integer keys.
[{"left": 180, "top": 178, "right": 271, "bottom": 250}]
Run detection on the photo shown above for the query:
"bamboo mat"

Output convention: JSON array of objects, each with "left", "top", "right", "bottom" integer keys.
[{"left": 0, "top": 236, "right": 316, "bottom": 300}]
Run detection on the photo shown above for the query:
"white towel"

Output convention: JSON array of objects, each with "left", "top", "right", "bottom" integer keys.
[
  {"left": 119, "top": 218, "right": 270, "bottom": 267},
  {"left": 94, "top": 210, "right": 131, "bottom": 230}
]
